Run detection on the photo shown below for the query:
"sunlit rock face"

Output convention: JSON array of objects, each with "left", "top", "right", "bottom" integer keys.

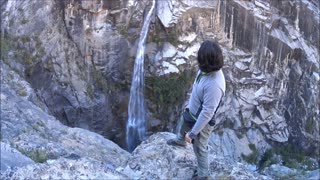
[
  {"left": 155, "top": 0, "right": 319, "bottom": 158},
  {"left": 216, "top": 0, "right": 319, "bottom": 157},
  {"left": 119, "top": 132, "right": 272, "bottom": 180},
  {"left": 1, "top": 0, "right": 319, "bottom": 160}
]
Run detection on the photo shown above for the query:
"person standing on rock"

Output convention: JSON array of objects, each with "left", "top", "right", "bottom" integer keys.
[{"left": 167, "top": 40, "right": 226, "bottom": 180}]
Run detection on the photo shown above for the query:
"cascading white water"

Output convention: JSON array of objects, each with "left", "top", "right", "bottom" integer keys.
[{"left": 126, "top": 0, "right": 155, "bottom": 152}]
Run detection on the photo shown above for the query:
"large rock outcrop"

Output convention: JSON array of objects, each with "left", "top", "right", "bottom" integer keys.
[
  {"left": 1, "top": 61, "right": 319, "bottom": 179},
  {"left": 1, "top": 0, "right": 148, "bottom": 149},
  {"left": 155, "top": 0, "right": 319, "bottom": 159},
  {"left": 0, "top": 62, "right": 130, "bottom": 172}
]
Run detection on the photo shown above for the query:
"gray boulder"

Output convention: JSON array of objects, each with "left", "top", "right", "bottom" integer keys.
[
  {"left": 9, "top": 157, "right": 128, "bottom": 180},
  {"left": 0, "top": 142, "right": 34, "bottom": 172}
]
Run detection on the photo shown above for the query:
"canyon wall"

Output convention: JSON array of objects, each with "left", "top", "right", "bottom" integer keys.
[{"left": 1, "top": 0, "right": 319, "bottom": 159}]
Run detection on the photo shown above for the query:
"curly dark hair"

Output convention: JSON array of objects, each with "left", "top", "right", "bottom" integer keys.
[{"left": 197, "top": 41, "right": 224, "bottom": 73}]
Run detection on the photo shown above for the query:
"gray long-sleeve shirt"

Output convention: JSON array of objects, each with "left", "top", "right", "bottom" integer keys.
[{"left": 187, "top": 70, "right": 226, "bottom": 136}]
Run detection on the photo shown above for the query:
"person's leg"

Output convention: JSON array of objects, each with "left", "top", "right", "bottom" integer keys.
[
  {"left": 167, "top": 118, "right": 191, "bottom": 146},
  {"left": 177, "top": 120, "right": 191, "bottom": 141},
  {"left": 192, "top": 124, "right": 214, "bottom": 177}
]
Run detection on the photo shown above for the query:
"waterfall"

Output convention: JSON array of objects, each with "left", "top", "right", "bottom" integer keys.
[{"left": 126, "top": 0, "right": 155, "bottom": 152}]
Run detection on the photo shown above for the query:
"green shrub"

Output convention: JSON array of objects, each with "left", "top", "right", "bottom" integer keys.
[
  {"left": 17, "top": 89, "right": 28, "bottom": 96},
  {"left": 218, "top": 130, "right": 224, "bottom": 136},
  {"left": 9, "top": 19, "right": 14, "bottom": 27},
  {"left": 21, "top": 17, "right": 29, "bottom": 24},
  {"left": 243, "top": 143, "right": 317, "bottom": 171},
  {"left": 146, "top": 71, "right": 193, "bottom": 109},
  {"left": 222, "top": 119, "right": 235, "bottom": 129},
  {"left": 36, "top": 121, "right": 46, "bottom": 127},
  {"left": 145, "top": 71, "right": 194, "bottom": 124},
  {"left": 118, "top": 25, "right": 128, "bottom": 37},
  {"left": 305, "top": 118, "right": 316, "bottom": 134},
  {"left": 92, "top": 69, "right": 109, "bottom": 93},
  {"left": 249, "top": 143, "right": 256, "bottom": 151},
  {"left": 16, "top": 147, "right": 49, "bottom": 163},
  {"left": 303, "top": 158, "right": 318, "bottom": 170},
  {"left": 167, "top": 30, "right": 180, "bottom": 46},
  {"left": 242, "top": 143, "right": 260, "bottom": 165},
  {"left": 242, "top": 150, "right": 260, "bottom": 165},
  {"left": 258, "top": 149, "right": 278, "bottom": 170},
  {"left": 274, "top": 144, "right": 310, "bottom": 170},
  {"left": 92, "top": 69, "right": 122, "bottom": 93},
  {"left": 28, "top": 149, "right": 49, "bottom": 163},
  {"left": 276, "top": 144, "right": 306, "bottom": 163},
  {"left": 20, "top": 35, "right": 31, "bottom": 43},
  {"left": 86, "top": 85, "right": 94, "bottom": 99},
  {"left": 0, "top": 34, "right": 11, "bottom": 62}
]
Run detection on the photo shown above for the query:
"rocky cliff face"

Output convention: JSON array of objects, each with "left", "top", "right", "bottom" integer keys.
[
  {"left": 1, "top": 0, "right": 145, "bottom": 149},
  {"left": 0, "top": 69, "right": 318, "bottom": 179},
  {"left": 216, "top": 0, "right": 319, "bottom": 156},
  {"left": 1, "top": 0, "right": 319, "bottom": 174},
  {"left": 0, "top": 61, "right": 318, "bottom": 179},
  {"left": 0, "top": 61, "right": 130, "bottom": 178},
  {"left": 155, "top": 0, "right": 319, "bottom": 159}
]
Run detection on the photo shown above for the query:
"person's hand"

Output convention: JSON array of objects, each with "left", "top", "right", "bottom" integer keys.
[{"left": 185, "top": 132, "right": 193, "bottom": 144}]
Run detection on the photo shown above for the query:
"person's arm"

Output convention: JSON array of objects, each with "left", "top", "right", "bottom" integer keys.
[{"left": 188, "top": 84, "right": 223, "bottom": 139}]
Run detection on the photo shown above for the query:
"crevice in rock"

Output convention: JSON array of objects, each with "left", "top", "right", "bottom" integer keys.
[{"left": 56, "top": 0, "right": 84, "bottom": 58}]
